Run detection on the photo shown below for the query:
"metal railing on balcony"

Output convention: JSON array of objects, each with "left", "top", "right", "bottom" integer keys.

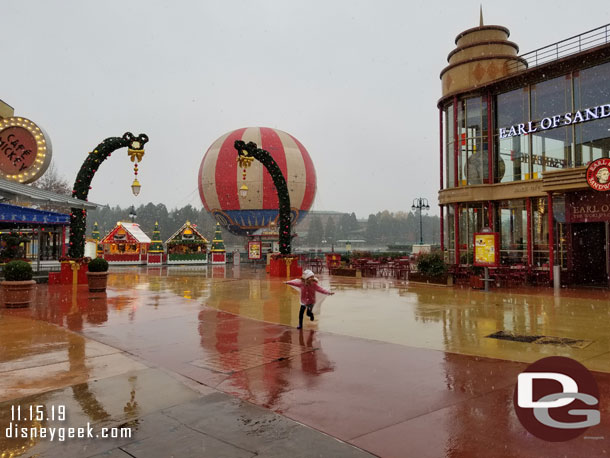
[{"left": 506, "top": 23, "right": 610, "bottom": 73}]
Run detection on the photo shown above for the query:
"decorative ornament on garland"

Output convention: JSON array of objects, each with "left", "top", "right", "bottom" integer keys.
[{"left": 68, "top": 132, "right": 149, "bottom": 259}]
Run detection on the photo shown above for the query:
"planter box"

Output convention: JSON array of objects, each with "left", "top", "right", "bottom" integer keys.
[
  {"left": 2, "top": 280, "right": 36, "bottom": 307},
  {"left": 59, "top": 261, "right": 89, "bottom": 284},
  {"left": 269, "top": 257, "right": 302, "bottom": 277},
  {"left": 147, "top": 253, "right": 164, "bottom": 265},
  {"left": 211, "top": 252, "right": 226, "bottom": 264},
  {"left": 325, "top": 253, "right": 342, "bottom": 269},
  {"left": 408, "top": 272, "right": 449, "bottom": 285},
  {"left": 86, "top": 271, "right": 108, "bottom": 292},
  {"left": 469, "top": 275, "right": 484, "bottom": 289},
  {"left": 330, "top": 267, "right": 357, "bottom": 277}
]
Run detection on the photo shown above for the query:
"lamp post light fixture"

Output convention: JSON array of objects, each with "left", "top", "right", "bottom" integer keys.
[
  {"left": 131, "top": 178, "right": 141, "bottom": 196},
  {"left": 239, "top": 184, "right": 248, "bottom": 198},
  {"left": 411, "top": 197, "right": 430, "bottom": 245},
  {"left": 129, "top": 206, "right": 137, "bottom": 223}
]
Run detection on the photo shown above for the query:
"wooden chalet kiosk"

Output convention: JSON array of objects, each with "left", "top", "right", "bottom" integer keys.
[
  {"left": 99, "top": 222, "right": 151, "bottom": 265},
  {"left": 165, "top": 221, "right": 209, "bottom": 264}
]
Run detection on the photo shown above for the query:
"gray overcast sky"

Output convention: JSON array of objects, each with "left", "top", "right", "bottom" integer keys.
[{"left": 3, "top": 1, "right": 610, "bottom": 218}]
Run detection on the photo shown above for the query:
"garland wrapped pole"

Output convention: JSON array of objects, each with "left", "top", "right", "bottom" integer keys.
[
  {"left": 234, "top": 140, "right": 292, "bottom": 254},
  {"left": 69, "top": 132, "right": 149, "bottom": 258}
]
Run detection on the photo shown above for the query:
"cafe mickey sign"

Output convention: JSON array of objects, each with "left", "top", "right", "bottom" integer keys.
[
  {"left": 0, "top": 117, "right": 52, "bottom": 183},
  {"left": 499, "top": 103, "right": 610, "bottom": 139}
]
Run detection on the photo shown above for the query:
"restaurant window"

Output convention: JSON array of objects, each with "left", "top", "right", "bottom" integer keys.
[
  {"left": 446, "top": 205, "right": 455, "bottom": 263},
  {"left": 495, "top": 88, "right": 529, "bottom": 182},
  {"left": 531, "top": 75, "right": 573, "bottom": 178},
  {"left": 458, "top": 97, "right": 488, "bottom": 186},
  {"left": 531, "top": 197, "right": 549, "bottom": 267},
  {"left": 458, "top": 203, "right": 488, "bottom": 264},
  {"left": 445, "top": 103, "right": 455, "bottom": 188},
  {"left": 573, "top": 61, "right": 610, "bottom": 166},
  {"left": 497, "top": 199, "right": 527, "bottom": 266}
]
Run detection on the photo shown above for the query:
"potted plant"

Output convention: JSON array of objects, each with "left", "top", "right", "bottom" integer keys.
[
  {"left": 411, "top": 251, "right": 449, "bottom": 284},
  {"left": 2, "top": 260, "right": 35, "bottom": 307},
  {"left": 86, "top": 258, "right": 109, "bottom": 292},
  {"left": 469, "top": 265, "right": 485, "bottom": 289}
]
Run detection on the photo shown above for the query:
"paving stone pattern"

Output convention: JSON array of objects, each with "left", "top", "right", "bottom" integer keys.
[{"left": 191, "top": 341, "right": 317, "bottom": 374}]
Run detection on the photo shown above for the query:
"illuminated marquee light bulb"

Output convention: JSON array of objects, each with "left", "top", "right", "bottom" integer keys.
[{"left": 0, "top": 116, "right": 52, "bottom": 183}]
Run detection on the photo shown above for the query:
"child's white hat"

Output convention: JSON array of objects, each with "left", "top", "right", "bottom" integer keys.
[{"left": 302, "top": 269, "right": 315, "bottom": 279}]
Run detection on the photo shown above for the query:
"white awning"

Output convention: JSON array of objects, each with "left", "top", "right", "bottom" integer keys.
[{"left": 0, "top": 177, "right": 101, "bottom": 210}]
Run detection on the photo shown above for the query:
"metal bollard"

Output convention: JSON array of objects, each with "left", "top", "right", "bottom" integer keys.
[{"left": 553, "top": 265, "right": 561, "bottom": 292}]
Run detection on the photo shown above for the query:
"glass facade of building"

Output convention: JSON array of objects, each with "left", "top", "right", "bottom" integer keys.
[
  {"left": 441, "top": 58, "right": 610, "bottom": 280},
  {"left": 445, "top": 60, "right": 610, "bottom": 188}
]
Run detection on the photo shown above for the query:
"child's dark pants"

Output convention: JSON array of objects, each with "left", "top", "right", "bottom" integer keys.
[
  {"left": 298, "top": 305, "right": 306, "bottom": 328},
  {"left": 298, "top": 304, "right": 314, "bottom": 328}
]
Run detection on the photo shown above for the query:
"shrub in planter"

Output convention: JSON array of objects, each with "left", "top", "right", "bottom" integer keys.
[
  {"left": 416, "top": 251, "right": 448, "bottom": 277},
  {"left": 86, "top": 258, "right": 109, "bottom": 292},
  {"left": 88, "top": 258, "right": 109, "bottom": 272},
  {"left": 0, "top": 232, "right": 27, "bottom": 261},
  {"left": 4, "top": 260, "right": 33, "bottom": 281},
  {"left": 2, "top": 260, "right": 35, "bottom": 307},
  {"left": 460, "top": 249, "right": 473, "bottom": 265}
]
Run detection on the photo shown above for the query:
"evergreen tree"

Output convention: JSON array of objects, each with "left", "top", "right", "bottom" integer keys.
[
  {"left": 307, "top": 215, "right": 324, "bottom": 246},
  {"left": 366, "top": 214, "right": 379, "bottom": 243},
  {"left": 324, "top": 217, "right": 336, "bottom": 244},
  {"left": 149, "top": 222, "right": 164, "bottom": 252}
]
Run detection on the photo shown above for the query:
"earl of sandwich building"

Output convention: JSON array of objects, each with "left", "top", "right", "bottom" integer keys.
[{"left": 438, "top": 18, "right": 610, "bottom": 286}]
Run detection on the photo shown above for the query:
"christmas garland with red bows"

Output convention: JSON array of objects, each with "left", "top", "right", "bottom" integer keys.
[{"left": 69, "top": 132, "right": 148, "bottom": 258}]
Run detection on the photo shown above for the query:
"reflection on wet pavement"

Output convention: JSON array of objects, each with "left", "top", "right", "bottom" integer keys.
[
  {"left": 2, "top": 265, "right": 610, "bottom": 457},
  {"left": 100, "top": 265, "right": 610, "bottom": 371}
]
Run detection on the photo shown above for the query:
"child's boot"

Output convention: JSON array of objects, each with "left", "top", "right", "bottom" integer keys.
[{"left": 307, "top": 305, "right": 314, "bottom": 321}]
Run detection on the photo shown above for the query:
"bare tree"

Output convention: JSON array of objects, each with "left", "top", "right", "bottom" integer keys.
[{"left": 31, "top": 161, "right": 72, "bottom": 196}]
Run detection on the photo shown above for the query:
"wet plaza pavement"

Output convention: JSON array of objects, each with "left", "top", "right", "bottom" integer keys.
[{"left": 2, "top": 265, "right": 610, "bottom": 457}]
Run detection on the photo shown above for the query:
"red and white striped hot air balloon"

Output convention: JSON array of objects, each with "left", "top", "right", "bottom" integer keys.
[{"left": 198, "top": 127, "right": 316, "bottom": 236}]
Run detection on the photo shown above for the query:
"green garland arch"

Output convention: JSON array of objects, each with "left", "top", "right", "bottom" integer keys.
[
  {"left": 234, "top": 140, "right": 292, "bottom": 255},
  {"left": 69, "top": 132, "right": 149, "bottom": 258}
]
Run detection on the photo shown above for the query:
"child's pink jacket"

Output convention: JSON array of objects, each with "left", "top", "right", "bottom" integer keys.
[{"left": 285, "top": 279, "right": 332, "bottom": 305}]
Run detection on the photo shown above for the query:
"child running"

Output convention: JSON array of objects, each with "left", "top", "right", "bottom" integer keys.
[{"left": 286, "top": 269, "right": 334, "bottom": 329}]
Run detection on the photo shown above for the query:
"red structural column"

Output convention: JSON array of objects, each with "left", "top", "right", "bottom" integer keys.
[
  {"left": 453, "top": 98, "right": 458, "bottom": 187},
  {"left": 440, "top": 107, "right": 444, "bottom": 190},
  {"left": 487, "top": 93, "right": 494, "bottom": 184},
  {"left": 547, "top": 192, "right": 554, "bottom": 282},
  {"left": 488, "top": 201, "right": 494, "bottom": 228},
  {"left": 526, "top": 198, "right": 533, "bottom": 267},
  {"left": 454, "top": 204, "right": 460, "bottom": 264},
  {"left": 440, "top": 206, "right": 444, "bottom": 251},
  {"left": 439, "top": 108, "right": 444, "bottom": 251}
]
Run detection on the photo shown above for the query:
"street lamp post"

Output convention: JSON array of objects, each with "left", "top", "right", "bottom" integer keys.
[
  {"left": 411, "top": 197, "right": 430, "bottom": 245},
  {"left": 129, "top": 206, "right": 137, "bottom": 223}
]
